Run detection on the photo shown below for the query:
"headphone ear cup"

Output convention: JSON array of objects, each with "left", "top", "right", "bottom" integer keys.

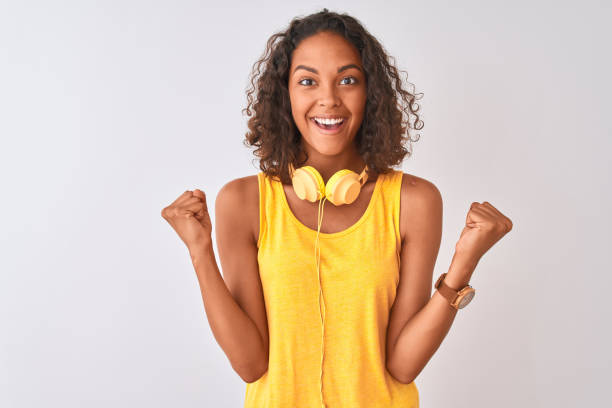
[
  {"left": 326, "top": 169, "right": 362, "bottom": 205},
  {"left": 292, "top": 166, "right": 325, "bottom": 202}
]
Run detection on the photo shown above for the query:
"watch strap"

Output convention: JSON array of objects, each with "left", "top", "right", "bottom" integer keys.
[{"left": 435, "top": 272, "right": 475, "bottom": 310}]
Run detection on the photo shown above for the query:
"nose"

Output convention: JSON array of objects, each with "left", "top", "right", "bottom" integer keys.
[{"left": 317, "top": 82, "right": 341, "bottom": 108}]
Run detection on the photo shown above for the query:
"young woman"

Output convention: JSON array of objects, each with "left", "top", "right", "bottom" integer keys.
[{"left": 161, "top": 9, "right": 513, "bottom": 408}]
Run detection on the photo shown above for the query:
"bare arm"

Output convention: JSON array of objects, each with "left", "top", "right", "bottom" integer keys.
[
  {"left": 190, "top": 177, "right": 268, "bottom": 383},
  {"left": 385, "top": 174, "right": 459, "bottom": 384},
  {"left": 387, "top": 190, "right": 512, "bottom": 383},
  {"left": 386, "top": 251, "right": 477, "bottom": 384}
]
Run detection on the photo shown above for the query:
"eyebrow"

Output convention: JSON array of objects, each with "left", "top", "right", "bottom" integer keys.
[{"left": 293, "top": 63, "right": 362, "bottom": 75}]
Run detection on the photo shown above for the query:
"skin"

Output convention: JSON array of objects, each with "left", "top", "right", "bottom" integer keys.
[
  {"left": 288, "top": 30, "right": 368, "bottom": 183},
  {"left": 282, "top": 30, "right": 378, "bottom": 234},
  {"left": 171, "top": 30, "right": 513, "bottom": 384},
  {"left": 208, "top": 30, "right": 442, "bottom": 382}
]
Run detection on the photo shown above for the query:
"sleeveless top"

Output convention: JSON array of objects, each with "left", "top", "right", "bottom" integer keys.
[{"left": 244, "top": 169, "right": 419, "bottom": 408}]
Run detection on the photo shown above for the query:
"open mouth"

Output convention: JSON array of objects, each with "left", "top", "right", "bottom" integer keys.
[{"left": 310, "top": 117, "right": 346, "bottom": 132}]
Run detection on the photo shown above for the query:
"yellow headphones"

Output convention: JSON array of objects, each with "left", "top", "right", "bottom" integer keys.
[
  {"left": 288, "top": 161, "right": 369, "bottom": 407},
  {"left": 288, "top": 162, "right": 369, "bottom": 206}
]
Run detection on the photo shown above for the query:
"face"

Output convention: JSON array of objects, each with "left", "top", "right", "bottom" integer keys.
[{"left": 288, "top": 31, "right": 367, "bottom": 157}]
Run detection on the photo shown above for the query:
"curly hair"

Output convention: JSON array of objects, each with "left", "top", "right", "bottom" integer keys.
[{"left": 242, "top": 8, "right": 424, "bottom": 185}]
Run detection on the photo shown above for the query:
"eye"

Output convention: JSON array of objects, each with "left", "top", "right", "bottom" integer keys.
[
  {"left": 340, "top": 76, "right": 358, "bottom": 85},
  {"left": 297, "top": 76, "right": 359, "bottom": 87},
  {"left": 298, "top": 78, "right": 315, "bottom": 86}
]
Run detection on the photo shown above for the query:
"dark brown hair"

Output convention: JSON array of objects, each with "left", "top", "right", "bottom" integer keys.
[{"left": 242, "top": 8, "right": 424, "bottom": 184}]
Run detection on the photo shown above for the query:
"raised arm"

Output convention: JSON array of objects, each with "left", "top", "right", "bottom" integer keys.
[
  {"left": 385, "top": 174, "right": 446, "bottom": 384},
  {"left": 385, "top": 174, "right": 512, "bottom": 384},
  {"left": 188, "top": 176, "right": 269, "bottom": 383}
]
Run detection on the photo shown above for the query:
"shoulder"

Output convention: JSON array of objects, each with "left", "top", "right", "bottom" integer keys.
[
  {"left": 398, "top": 171, "right": 443, "bottom": 243},
  {"left": 216, "top": 174, "right": 259, "bottom": 200},
  {"left": 398, "top": 171, "right": 442, "bottom": 199},
  {"left": 215, "top": 174, "right": 260, "bottom": 245}
]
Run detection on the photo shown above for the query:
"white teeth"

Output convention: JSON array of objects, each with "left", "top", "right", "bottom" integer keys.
[{"left": 314, "top": 117, "right": 344, "bottom": 125}]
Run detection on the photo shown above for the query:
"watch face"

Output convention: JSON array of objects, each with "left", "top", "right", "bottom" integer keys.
[{"left": 457, "top": 291, "right": 475, "bottom": 309}]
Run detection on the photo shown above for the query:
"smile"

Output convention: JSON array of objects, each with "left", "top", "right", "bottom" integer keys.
[{"left": 310, "top": 117, "right": 347, "bottom": 134}]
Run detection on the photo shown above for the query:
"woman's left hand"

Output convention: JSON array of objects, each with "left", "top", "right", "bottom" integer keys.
[{"left": 455, "top": 201, "right": 513, "bottom": 264}]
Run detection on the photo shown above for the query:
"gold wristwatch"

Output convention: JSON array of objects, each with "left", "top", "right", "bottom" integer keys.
[{"left": 434, "top": 273, "right": 476, "bottom": 310}]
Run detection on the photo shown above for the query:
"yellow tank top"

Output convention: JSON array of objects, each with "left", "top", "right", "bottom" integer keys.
[{"left": 244, "top": 169, "right": 419, "bottom": 408}]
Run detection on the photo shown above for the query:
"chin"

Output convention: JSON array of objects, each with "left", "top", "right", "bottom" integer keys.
[
  {"left": 299, "top": 125, "right": 355, "bottom": 154},
  {"left": 310, "top": 141, "right": 351, "bottom": 156}
]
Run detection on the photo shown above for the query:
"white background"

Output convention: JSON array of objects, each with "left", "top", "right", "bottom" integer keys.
[{"left": 1, "top": 0, "right": 610, "bottom": 407}]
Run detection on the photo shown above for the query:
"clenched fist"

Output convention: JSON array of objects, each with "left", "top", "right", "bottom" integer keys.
[
  {"left": 455, "top": 201, "right": 513, "bottom": 264},
  {"left": 161, "top": 189, "right": 212, "bottom": 251}
]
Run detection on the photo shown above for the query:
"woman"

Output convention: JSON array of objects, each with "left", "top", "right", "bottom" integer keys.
[{"left": 161, "top": 8, "right": 513, "bottom": 408}]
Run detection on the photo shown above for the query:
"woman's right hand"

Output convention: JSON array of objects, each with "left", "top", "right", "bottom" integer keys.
[{"left": 161, "top": 189, "right": 212, "bottom": 251}]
